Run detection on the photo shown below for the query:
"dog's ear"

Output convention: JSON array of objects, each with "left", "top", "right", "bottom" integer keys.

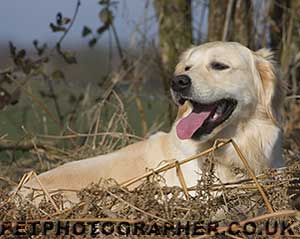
[{"left": 254, "top": 49, "right": 284, "bottom": 125}]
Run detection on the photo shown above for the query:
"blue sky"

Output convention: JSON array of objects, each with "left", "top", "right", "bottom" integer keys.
[{"left": 0, "top": 0, "right": 157, "bottom": 47}]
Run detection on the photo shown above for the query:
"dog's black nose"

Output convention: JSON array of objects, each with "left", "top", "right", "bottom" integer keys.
[{"left": 171, "top": 75, "right": 191, "bottom": 92}]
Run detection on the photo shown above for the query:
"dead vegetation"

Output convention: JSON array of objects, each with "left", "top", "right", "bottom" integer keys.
[
  {"left": 1, "top": 131, "right": 300, "bottom": 238},
  {"left": 1, "top": 104, "right": 300, "bottom": 238},
  {"left": 1, "top": 0, "right": 300, "bottom": 238},
  {"left": 1, "top": 68, "right": 300, "bottom": 238}
]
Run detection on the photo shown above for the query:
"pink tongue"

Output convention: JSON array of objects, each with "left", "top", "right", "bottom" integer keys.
[{"left": 176, "top": 109, "right": 213, "bottom": 140}]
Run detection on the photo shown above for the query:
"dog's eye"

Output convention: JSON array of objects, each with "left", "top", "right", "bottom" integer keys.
[
  {"left": 184, "top": 66, "right": 191, "bottom": 71},
  {"left": 210, "top": 61, "right": 229, "bottom": 70}
]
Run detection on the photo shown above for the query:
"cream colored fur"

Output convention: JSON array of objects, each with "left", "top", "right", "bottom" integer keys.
[{"left": 20, "top": 42, "right": 284, "bottom": 203}]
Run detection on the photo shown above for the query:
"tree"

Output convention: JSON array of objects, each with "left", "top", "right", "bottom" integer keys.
[
  {"left": 232, "top": 0, "right": 253, "bottom": 47},
  {"left": 270, "top": 0, "right": 300, "bottom": 94},
  {"left": 154, "top": 0, "right": 193, "bottom": 122},
  {"left": 208, "top": 0, "right": 253, "bottom": 48},
  {"left": 207, "top": 0, "right": 228, "bottom": 41},
  {"left": 269, "top": 0, "right": 286, "bottom": 52}
]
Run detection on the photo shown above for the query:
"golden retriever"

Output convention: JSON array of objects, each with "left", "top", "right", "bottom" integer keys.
[{"left": 19, "top": 42, "right": 284, "bottom": 203}]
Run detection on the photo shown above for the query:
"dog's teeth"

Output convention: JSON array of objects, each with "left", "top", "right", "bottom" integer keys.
[
  {"left": 212, "top": 112, "right": 219, "bottom": 120},
  {"left": 211, "top": 103, "right": 226, "bottom": 120},
  {"left": 216, "top": 104, "right": 225, "bottom": 114}
]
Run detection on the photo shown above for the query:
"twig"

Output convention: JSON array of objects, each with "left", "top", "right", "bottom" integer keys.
[
  {"left": 9, "top": 170, "right": 60, "bottom": 214},
  {"left": 23, "top": 217, "right": 142, "bottom": 224},
  {"left": 43, "top": 73, "right": 64, "bottom": 126},
  {"left": 38, "top": 131, "right": 143, "bottom": 141},
  {"left": 175, "top": 161, "right": 189, "bottom": 199},
  {"left": 285, "top": 95, "right": 300, "bottom": 100},
  {"left": 224, "top": 233, "right": 247, "bottom": 239},
  {"left": 230, "top": 139, "right": 274, "bottom": 213},
  {"left": 105, "top": 189, "right": 169, "bottom": 222},
  {"left": 0, "top": 140, "right": 47, "bottom": 152},
  {"left": 135, "top": 94, "right": 148, "bottom": 136},
  {"left": 111, "top": 22, "right": 127, "bottom": 68},
  {"left": 92, "top": 106, "right": 101, "bottom": 150},
  {"left": 52, "top": 0, "right": 81, "bottom": 53},
  {"left": 32, "top": 172, "right": 61, "bottom": 214},
  {"left": 9, "top": 171, "right": 34, "bottom": 202},
  {"left": 6, "top": 74, "right": 61, "bottom": 126},
  {"left": 31, "top": 139, "right": 45, "bottom": 169},
  {"left": 0, "top": 57, "right": 48, "bottom": 76},
  {"left": 121, "top": 138, "right": 274, "bottom": 213},
  {"left": 188, "top": 181, "right": 288, "bottom": 192},
  {"left": 222, "top": 0, "right": 235, "bottom": 41},
  {"left": 121, "top": 139, "right": 232, "bottom": 187},
  {"left": 0, "top": 176, "right": 18, "bottom": 186}
]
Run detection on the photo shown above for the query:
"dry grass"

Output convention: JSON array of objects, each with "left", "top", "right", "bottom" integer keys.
[
  {"left": 1, "top": 70, "right": 300, "bottom": 238},
  {"left": 1, "top": 119, "right": 300, "bottom": 238}
]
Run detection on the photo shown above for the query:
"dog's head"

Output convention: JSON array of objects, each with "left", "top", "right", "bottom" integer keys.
[{"left": 171, "top": 41, "right": 282, "bottom": 141}]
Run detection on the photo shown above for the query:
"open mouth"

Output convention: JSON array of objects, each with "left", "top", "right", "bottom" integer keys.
[{"left": 176, "top": 98, "right": 237, "bottom": 140}]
